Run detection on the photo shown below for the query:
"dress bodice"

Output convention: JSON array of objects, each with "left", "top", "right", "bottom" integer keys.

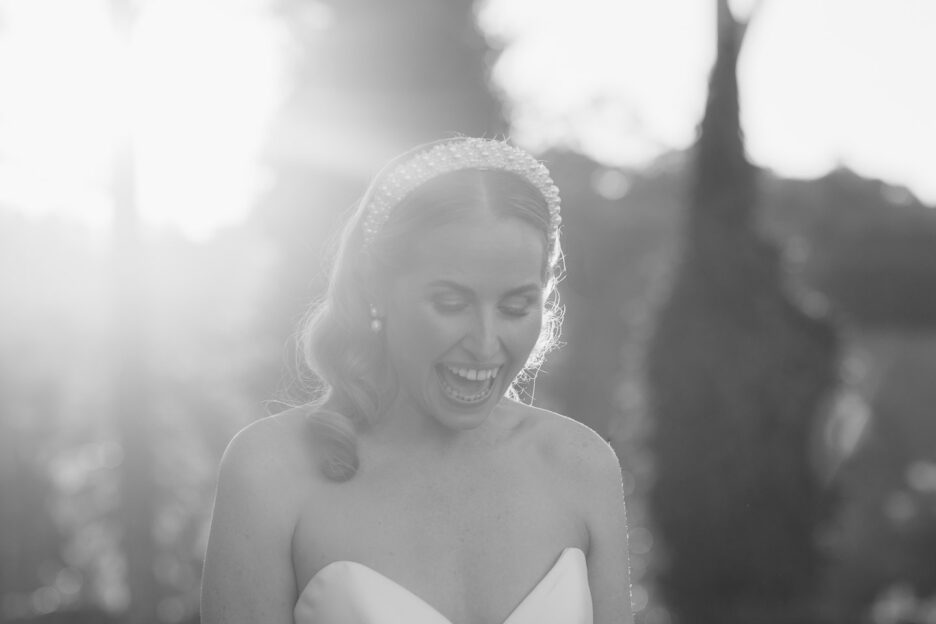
[{"left": 293, "top": 546, "right": 592, "bottom": 624}]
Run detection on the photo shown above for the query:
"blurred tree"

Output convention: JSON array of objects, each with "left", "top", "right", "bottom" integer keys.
[
  {"left": 544, "top": 153, "right": 682, "bottom": 438},
  {"left": 108, "top": 1, "right": 159, "bottom": 622},
  {"left": 0, "top": 382, "right": 65, "bottom": 610},
  {"left": 273, "top": 0, "right": 505, "bottom": 149},
  {"left": 760, "top": 169, "right": 936, "bottom": 329},
  {"left": 0, "top": 211, "right": 123, "bottom": 619},
  {"left": 644, "top": 2, "right": 840, "bottom": 623}
]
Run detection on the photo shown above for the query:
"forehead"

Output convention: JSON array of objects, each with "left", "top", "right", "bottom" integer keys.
[{"left": 402, "top": 213, "right": 546, "bottom": 290}]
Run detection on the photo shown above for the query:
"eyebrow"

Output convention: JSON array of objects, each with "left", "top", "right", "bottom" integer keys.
[{"left": 426, "top": 280, "right": 542, "bottom": 298}]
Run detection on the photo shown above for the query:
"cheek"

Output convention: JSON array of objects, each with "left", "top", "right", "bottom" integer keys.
[
  {"left": 505, "top": 315, "right": 544, "bottom": 356},
  {"left": 390, "top": 304, "right": 464, "bottom": 355},
  {"left": 423, "top": 305, "right": 464, "bottom": 336}
]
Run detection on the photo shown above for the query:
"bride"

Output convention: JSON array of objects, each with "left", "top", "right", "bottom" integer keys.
[{"left": 200, "top": 137, "right": 633, "bottom": 624}]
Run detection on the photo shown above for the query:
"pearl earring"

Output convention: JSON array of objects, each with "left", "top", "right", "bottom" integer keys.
[{"left": 369, "top": 305, "right": 383, "bottom": 333}]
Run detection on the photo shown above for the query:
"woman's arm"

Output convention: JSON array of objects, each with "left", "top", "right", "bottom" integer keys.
[
  {"left": 554, "top": 419, "right": 633, "bottom": 624},
  {"left": 201, "top": 419, "right": 303, "bottom": 624},
  {"left": 581, "top": 436, "right": 634, "bottom": 624}
]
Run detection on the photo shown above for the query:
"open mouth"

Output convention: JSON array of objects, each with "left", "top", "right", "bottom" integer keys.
[{"left": 437, "top": 364, "right": 501, "bottom": 406}]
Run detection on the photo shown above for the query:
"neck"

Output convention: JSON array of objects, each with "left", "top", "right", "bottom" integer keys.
[{"left": 363, "top": 396, "right": 508, "bottom": 458}]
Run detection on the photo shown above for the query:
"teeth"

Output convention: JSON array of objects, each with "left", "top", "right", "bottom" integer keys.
[{"left": 445, "top": 365, "right": 499, "bottom": 381}]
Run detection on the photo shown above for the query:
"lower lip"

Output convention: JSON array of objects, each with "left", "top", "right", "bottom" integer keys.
[{"left": 437, "top": 366, "right": 497, "bottom": 406}]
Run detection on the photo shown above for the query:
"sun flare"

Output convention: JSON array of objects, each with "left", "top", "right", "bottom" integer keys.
[{"left": 0, "top": 0, "right": 288, "bottom": 239}]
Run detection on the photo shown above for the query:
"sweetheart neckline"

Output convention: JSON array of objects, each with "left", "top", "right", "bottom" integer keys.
[{"left": 295, "top": 546, "right": 586, "bottom": 624}]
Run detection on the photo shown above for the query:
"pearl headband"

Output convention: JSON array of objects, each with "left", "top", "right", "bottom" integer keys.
[{"left": 359, "top": 137, "right": 562, "bottom": 252}]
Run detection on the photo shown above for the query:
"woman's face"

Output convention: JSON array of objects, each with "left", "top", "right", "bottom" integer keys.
[{"left": 382, "top": 210, "right": 546, "bottom": 432}]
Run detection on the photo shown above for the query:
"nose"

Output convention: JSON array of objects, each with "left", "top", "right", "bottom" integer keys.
[{"left": 463, "top": 308, "right": 501, "bottom": 361}]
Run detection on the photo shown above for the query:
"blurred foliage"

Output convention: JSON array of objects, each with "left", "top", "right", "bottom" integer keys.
[
  {"left": 644, "top": 3, "right": 840, "bottom": 622},
  {"left": 2, "top": 1, "right": 936, "bottom": 623},
  {"left": 820, "top": 334, "right": 936, "bottom": 623},
  {"left": 760, "top": 171, "right": 936, "bottom": 329},
  {"left": 0, "top": 212, "right": 268, "bottom": 622}
]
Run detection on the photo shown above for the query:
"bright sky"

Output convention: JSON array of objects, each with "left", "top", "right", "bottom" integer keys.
[
  {"left": 0, "top": 0, "right": 286, "bottom": 238},
  {"left": 0, "top": 0, "right": 933, "bottom": 240},
  {"left": 483, "top": 0, "right": 936, "bottom": 204}
]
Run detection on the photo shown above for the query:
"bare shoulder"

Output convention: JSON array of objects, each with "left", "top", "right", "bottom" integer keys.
[
  {"left": 216, "top": 406, "right": 322, "bottom": 505},
  {"left": 202, "top": 407, "right": 324, "bottom": 624},
  {"left": 508, "top": 404, "right": 633, "bottom": 623},
  {"left": 510, "top": 402, "right": 621, "bottom": 483}
]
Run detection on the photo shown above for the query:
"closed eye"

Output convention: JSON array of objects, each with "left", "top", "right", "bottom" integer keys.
[
  {"left": 432, "top": 296, "right": 468, "bottom": 314},
  {"left": 499, "top": 295, "right": 537, "bottom": 317}
]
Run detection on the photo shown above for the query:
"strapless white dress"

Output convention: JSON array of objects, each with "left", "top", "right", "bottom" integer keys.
[{"left": 294, "top": 546, "right": 592, "bottom": 624}]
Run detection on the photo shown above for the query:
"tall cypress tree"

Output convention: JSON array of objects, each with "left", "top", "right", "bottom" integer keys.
[{"left": 645, "top": 2, "right": 840, "bottom": 622}]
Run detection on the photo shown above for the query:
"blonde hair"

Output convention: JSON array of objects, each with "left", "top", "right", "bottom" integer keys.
[{"left": 298, "top": 167, "right": 563, "bottom": 481}]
